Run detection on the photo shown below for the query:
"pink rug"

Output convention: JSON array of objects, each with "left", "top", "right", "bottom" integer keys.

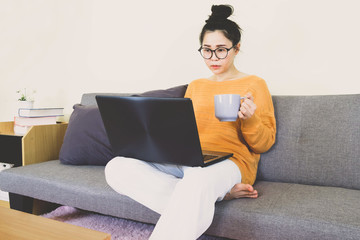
[{"left": 42, "top": 206, "right": 229, "bottom": 240}]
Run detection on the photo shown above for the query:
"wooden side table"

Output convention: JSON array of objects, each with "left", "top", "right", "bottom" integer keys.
[
  {"left": 0, "top": 121, "right": 68, "bottom": 166},
  {"left": 0, "top": 122, "right": 68, "bottom": 212}
]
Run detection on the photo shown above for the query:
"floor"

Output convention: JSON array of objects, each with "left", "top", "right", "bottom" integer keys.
[{"left": 0, "top": 200, "right": 9, "bottom": 208}]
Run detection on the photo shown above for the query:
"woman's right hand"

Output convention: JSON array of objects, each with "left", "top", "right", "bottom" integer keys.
[{"left": 238, "top": 93, "right": 257, "bottom": 120}]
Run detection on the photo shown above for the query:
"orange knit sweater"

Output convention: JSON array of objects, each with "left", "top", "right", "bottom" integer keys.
[{"left": 184, "top": 75, "right": 276, "bottom": 185}]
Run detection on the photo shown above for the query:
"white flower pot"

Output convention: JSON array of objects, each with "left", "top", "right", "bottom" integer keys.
[{"left": 18, "top": 101, "right": 34, "bottom": 109}]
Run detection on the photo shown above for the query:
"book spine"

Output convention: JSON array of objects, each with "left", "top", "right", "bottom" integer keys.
[
  {"left": 18, "top": 108, "right": 64, "bottom": 118},
  {"left": 14, "top": 116, "right": 57, "bottom": 126}
]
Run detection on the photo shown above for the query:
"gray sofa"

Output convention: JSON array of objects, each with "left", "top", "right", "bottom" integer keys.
[{"left": 1, "top": 92, "right": 359, "bottom": 239}]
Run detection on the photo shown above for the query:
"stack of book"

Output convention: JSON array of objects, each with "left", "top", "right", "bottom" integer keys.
[{"left": 14, "top": 107, "right": 64, "bottom": 135}]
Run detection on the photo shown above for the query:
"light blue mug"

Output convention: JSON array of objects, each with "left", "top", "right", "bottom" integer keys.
[{"left": 214, "top": 94, "right": 245, "bottom": 122}]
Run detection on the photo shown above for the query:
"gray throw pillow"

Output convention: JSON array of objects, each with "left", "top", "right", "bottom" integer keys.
[
  {"left": 59, "top": 104, "right": 114, "bottom": 165},
  {"left": 131, "top": 84, "right": 188, "bottom": 98},
  {"left": 59, "top": 84, "right": 188, "bottom": 165}
]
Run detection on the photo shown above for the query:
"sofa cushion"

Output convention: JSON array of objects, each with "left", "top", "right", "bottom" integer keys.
[
  {"left": 60, "top": 85, "right": 188, "bottom": 165},
  {"left": 258, "top": 94, "right": 360, "bottom": 190},
  {"left": 1, "top": 161, "right": 359, "bottom": 240},
  {"left": 131, "top": 84, "right": 188, "bottom": 98},
  {"left": 80, "top": 84, "right": 188, "bottom": 106},
  {"left": 0, "top": 160, "right": 160, "bottom": 223},
  {"left": 209, "top": 181, "right": 360, "bottom": 239},
  {"left": 59, "top": 104, "right": 115, "bottom": 165}
]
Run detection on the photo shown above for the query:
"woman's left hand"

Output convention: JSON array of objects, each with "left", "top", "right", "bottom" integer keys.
[{"left": 238, "top": 93, "right": 257, "bottom": 120}]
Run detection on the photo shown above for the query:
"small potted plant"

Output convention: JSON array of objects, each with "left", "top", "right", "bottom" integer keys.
[{"left": 17, "top": 88, "right": 36, "bottom": 109}]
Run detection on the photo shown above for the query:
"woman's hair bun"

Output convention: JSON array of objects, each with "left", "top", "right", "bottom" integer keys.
[
  {"left": 206, "top": 5, "right": 233, "bottom": 23},
  {"left": 200, "top": 4, "right": 241, "bottom": 46}
]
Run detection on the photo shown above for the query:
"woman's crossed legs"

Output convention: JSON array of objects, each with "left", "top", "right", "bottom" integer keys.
[{"left": 105, "top": 157, "right": 241, "bottom": 240}]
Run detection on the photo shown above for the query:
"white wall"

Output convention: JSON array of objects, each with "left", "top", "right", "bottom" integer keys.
[{"left": 1, "top": 0, "right": 359, "bottom": 122}]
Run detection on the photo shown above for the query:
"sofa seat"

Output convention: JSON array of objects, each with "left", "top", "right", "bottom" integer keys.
[
  {"left": 213, "top": 181, "right": 360, "bottom": 239},
  {"left": 1, "top": 160, "right": 359, "bottom": 240}
]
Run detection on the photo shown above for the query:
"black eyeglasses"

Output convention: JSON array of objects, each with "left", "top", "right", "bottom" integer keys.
[{"left": 198, "top": 45, "right": 236, "bottom": 59}]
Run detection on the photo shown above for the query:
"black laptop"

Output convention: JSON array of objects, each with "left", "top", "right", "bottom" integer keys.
[{"left": 96, "top": 96, "right": 233, "bottom": 167}]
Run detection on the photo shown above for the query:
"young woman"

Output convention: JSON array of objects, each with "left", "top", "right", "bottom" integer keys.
[{"left": 105, "top": 5, "right": 276, "bottom": 240}]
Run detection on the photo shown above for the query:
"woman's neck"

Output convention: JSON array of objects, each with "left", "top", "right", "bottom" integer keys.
[{"left": 209, "top": 66, "right": 247, "bottom": 82}]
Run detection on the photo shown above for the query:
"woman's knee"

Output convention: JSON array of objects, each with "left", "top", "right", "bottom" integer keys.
[
  {"left": 105, "top": 157, "right": 122, "bottom": 178},
  {"left": 105, "top": 156, "right": 137, "bottom": 188}
]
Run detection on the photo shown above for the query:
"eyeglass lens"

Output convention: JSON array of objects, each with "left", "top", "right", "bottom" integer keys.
[{"left": 200, "top": 48, "right": 229, "bottom": 59}]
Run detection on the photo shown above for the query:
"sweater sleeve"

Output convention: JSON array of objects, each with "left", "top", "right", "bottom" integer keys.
[
  {"left": 239, "top": 78, "right": 276, "bottom": 154},
  {"left": 184, "top": 81, "right": 194, "bottom": 99}
]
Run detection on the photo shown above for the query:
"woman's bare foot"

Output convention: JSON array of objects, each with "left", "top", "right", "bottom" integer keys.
[{"left": 223, "top": 183, "right": 258, "bottom": 200}]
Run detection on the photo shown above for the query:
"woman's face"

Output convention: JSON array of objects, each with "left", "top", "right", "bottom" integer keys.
[{"left": 201, "top": 30, "right": 239, "bottom": 75}]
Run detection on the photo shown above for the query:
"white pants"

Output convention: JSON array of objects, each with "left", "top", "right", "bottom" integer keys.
[{"left": 105, "top": 157, "right": 241, "bottom": 240}]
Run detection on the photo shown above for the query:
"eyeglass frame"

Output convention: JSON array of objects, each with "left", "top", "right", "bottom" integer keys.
[{"left": 198, "top": 45, "right": 236, "bottom": 59}]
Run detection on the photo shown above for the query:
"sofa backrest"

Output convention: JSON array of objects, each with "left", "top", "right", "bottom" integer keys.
[
  {"left": 257, "top": 94, "right": 360, "bottom": 190},
  {"left": 81, "top": 93, "right": 134, "bottom": 106},
  {"left": 81, "top": 93, "right": 360, "bottom": 190}
]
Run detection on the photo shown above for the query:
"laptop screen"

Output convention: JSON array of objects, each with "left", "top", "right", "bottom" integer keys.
[{"left": 96, "top": 96, "right": 206, "bottom": 166}]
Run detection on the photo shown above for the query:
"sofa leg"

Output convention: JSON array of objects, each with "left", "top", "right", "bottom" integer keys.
[{"left": 9, "top": 193, "right": 34, "bottom": 213}]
